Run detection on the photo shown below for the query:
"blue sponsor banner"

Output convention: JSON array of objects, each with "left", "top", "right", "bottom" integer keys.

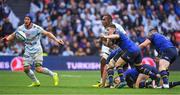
[
  {"left": 43, "top": 56, "right": 100, "bottom": 70},
  {"left": 0, "top": 56, "right": 101, "bottom": 70},
  {"left": 0, "top": 56, "right": 179, "bottom": 71},
  {"left": 0, "top": 56, "right": 14, "bottom": 70}
]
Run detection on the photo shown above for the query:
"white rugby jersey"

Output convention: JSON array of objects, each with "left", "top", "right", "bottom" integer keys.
[{"left": 15, "top": 24, "right": 44, "bottom": 54}]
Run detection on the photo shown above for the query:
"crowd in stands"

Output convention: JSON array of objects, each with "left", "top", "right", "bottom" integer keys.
[{"left": 0, "top": 0, "right": 180, "bottom": 57}]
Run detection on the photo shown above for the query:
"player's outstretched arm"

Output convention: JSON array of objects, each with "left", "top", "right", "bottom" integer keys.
[
  {"left": 139, "top": 39, "right": 151, "bottom": 49},
  {"left": 42, "top": 31, "right": 64, "bottom": 45},
  {"left": 101, "top": 34, "right": 119, "bottom": 39},
  {"left": 0, "top": 32, "right": 16, "bottom": 42}
]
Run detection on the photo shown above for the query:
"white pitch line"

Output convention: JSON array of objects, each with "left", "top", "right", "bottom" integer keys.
[{"left": 61, "top": 74, "right": 82, "bottom": 78}]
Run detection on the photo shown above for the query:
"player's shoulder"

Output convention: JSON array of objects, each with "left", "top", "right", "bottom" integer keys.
[
  {"left": 112, "top": 22, "right": 121, "bottom": 27},
  {"left": 112, "top": 22, "right": 126, "bottom": 34},
  {"left": 32, "top": 24, "right": 44, "bottom": 31},
  {"left": 18, "top": 24, "right": 25, "bottom": 29},
  {"left": 32, "top": 24, "right": 42, "bottom": 28}
]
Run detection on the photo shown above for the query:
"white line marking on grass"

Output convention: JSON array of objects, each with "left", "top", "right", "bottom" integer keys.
[
  {"left": 61, "top": 74, "right": 82, "bottom": 78},
  {"left": 1, "top": 94, "right": 179, "bottom": 95}
]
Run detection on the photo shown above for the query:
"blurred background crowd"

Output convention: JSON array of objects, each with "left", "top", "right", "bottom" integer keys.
[{"left": 0, "top": 0, "right": 180, "bottom": 57}]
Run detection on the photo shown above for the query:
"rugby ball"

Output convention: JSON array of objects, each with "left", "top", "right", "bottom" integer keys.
[{"left": 15, "top": 31, "right": 26, "bottom": 41}]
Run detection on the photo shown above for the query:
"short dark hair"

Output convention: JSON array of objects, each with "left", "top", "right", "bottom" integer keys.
[
  {"left": 107, "top": 24, "right": 116, "bottom": 28},
  {"left": 149, "top": 27, "right": 158, "bottom": 32},
  {"left": 103, "top": 14, "right": 112, "bottom": 22}
]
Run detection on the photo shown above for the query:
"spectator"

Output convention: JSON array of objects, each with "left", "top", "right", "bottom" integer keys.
[
  {"left": 75, "top": 48, "right": 86, "bottom": 56},
  {"left": 2, "top": 17, "right": 14, "bottom": 37},
  {"left": 0, "top": 0, "right": 179, "bottom": 57},
  {"left": 62, "top": 46, "right": 74, "bottom": 56},
  {"left": 49, "top": 46, "right": 59, "bottom": 55}
]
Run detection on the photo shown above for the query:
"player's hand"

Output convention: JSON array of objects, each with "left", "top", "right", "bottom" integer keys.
[
  {"left": 100, "top": 34, "right": 107, "bottom": 43},
  {"left": 55, "top": 39, "right": 64, "bottom": 45},
  {"left": 100, "top": 34, "right": 105, "bottom": 39},
  {"left": 0, "top": 37, "right": 8, "bottom": 46},
  {"left": 0, "top": 37, "right": 6, "bottom": 42},
  {"left": 96, "top": 38, "right": 101, "bottom": 43}
]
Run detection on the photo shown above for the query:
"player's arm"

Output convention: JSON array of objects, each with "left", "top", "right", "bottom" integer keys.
[
  {"left": 139, "top": 32, "right": 153, "bottom": 49},
  {"left": 135, "top": 74, "right": 149, "bottom": 88},
  {"left": 0, "top": 32, "right": 16, "bottom": 42},
  {"left": 101, "top": 34, "right": 119, "bottom": 39},
  {"left": 42, "top": 31, "right": 64, "bottom": 45},
  {"left": 139, "top": 39, "right": 151, "bottom": 49}
]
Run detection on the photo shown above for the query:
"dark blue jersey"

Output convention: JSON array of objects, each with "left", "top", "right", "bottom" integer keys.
[
  {"left": 124, "top": 68, "right": 139, "bottom": 81},
  {"left": 115, "top": 31, "right": 140, "bottom": 52},
  {"left": 106, "top": 48, "right": 122, "bottom": 64},
  {"left": 148, "top": 32, "right": 174, "bottom": 52},
  {"left": 124, "top": 64, "right": 159, "bottom": 82}
]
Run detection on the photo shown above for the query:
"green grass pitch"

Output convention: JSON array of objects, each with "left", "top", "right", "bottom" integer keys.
[{"left": 0, "top": 71, "right": 180, "bottom": 95}]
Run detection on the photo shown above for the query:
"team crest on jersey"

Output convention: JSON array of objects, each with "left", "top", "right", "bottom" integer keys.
[
  {"left": 10, "top": 57, "right": 24, "bottom": 72},
  {"left": 25, "top": 32, "right": 30, "bottom": 37}
]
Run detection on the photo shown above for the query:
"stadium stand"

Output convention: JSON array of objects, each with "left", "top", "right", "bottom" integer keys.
[{"left": 0, "top": 0, "right": 179, "bottom": 57}]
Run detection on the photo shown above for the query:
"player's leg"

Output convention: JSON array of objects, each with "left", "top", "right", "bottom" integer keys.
[
  {"left": 114, "top": 50, "right": 137, "bottom": 88},
  {"left": 106, "top": 58, "right": 115, "bottom": 88},
  {"left": 100, "top": 45, "right": 111, "bottom": 83},
  {"left": 159, "top": 59, "right": 170, "bottom": 88},
  {"left": 134, "top": 53, "right": 160, "bottom": 83},
  {"left": 107, "top": 50, "right": 126, "bottom": 88},
  {"left": 114, "top": 49, "right": 127, "bottom": 87},
  {"left": 159, "top": 47, "right": 178, "bottom": 88},
  {"left": 34, "top": 52, "right": 59, "bottom": 86},
  {"left": 101, "top": 64, "right": 107, "bottom": 87},
  {"left": 92, "top": 46, "right": 110, "bottom": 87},
  {"left": 23, "top": 53, "right": 40, "bottom": 87},
  {"left": 92, "top": 55, "right": 107, "bottom": 87},
  {"left": 169, "top": 81, "right": 180, "bottom": 88},
  {"left": 115, "top": 57, "right": 126, "bottom": 88},
  {"left": 100, "top": 57, "right": 106, "bottom": 82},
  {"left": 135, "top": 63, "right": 160, "bottom": 82},
  {"left": 101, "top": 48, "right": 121, "bottom": 87}
]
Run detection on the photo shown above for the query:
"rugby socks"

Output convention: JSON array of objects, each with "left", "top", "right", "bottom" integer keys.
[
  {"left": 139, "top": 81, "right": 146, "bottom": 88},
  {"left": 170, "top": 81, "right": 180, "bottom": 88},
  {"left": 136, "top": 65, "right": 157, "bottom": 80},
  {"left": 25, "top": 69, "right": 39, "bottom": 82},
  {"left": 41, "top": 67, "right": 54, "bottom": 77},
  {"left": 107, "top": 68, "right": 114, "bottom": 86},
  {"left": 117, "top": 66, "right": 125, "bottom": 82},
  {"left": 160, "top": 70, "right": 169, "bottom": 84}
]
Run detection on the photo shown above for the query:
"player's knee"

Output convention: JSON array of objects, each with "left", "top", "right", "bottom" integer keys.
[
  {"left": 135, "top": 65, "right": 143, "bottom": 73},
  {"left": 100, "top": 57, "right": 106, "bottom": 65},
  {"left": 159, "top": 59, "right": 170, "bottom": 71},
  {"left": 159, "top": 64, "right": 167, "bottom": 71},
  {"left": 109, "top": 59, "right": 115, "bottom": 65},
  {"left": 24, "top": 66, "right": 30, "bottom": 73},
  {"left": 107, "top": 59, "right": 115, "bottom": 69},
  {"left": 35, "top": 67, "right": 43, "bottom": 73},
  {"left": 106, "top": 64, "right": 113, "bottom": 70},
  {"left": 116, "top": 66, "right": 123, "bottom": 70}
]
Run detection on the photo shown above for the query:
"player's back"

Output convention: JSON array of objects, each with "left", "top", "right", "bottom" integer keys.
[
  {"left": 115, "top": 31, "right": 140, "bottom": 52},
  {"left": 142, "top": 57, "right": 156, "bottom": 68},
  {"left": 113, "top": 22, "right": 126, "bottom": 34},
  {"left": 149, "top": 33, "right": 174, "bottom": 52},
  {"left": 17, "top": 24, "right": 44, "bottom": 54}
]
